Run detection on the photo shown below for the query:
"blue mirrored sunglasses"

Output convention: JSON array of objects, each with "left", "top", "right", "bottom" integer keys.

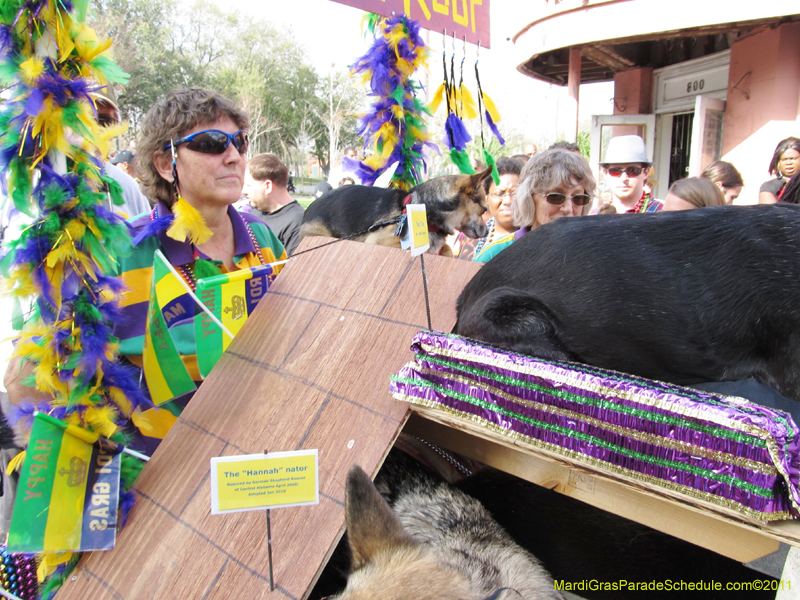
[{"left": 165, "top": 129, "right": 249, "bottom": 155}]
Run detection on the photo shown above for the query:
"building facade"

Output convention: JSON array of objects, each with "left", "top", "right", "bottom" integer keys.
[{"left": 512, "top": 1, "right": 800, "bottom": 202}]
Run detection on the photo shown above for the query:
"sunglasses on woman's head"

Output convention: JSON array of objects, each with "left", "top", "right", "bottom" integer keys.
[
  {"left": 540, "top": 192, "right": 592, "bottom": 206},
  {"left": 605, "top": 166, "right": 645, "bottom": 177},
  {"left": 165, "top": 129, "right": 249, "bottom": 155}
]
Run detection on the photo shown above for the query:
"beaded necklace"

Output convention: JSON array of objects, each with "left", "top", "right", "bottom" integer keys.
[
  {"left": 630, "top": 192, "right": 654, "bottom": 213},
  {"left": 150, "top": 205, "right": 267, "bottom": 291},
  {"left": 473, "top": 217, "right": 495, "bottom": 257}
]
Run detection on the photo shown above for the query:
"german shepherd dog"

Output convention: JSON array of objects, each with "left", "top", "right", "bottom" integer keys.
[
  {"left": 328, "top": 451, "right": 561, "bottom": 600},
  {"left": 299, "top": 169, "right": 493, "bottom": 255},
  {"left": 455, "top": 205, "right": 800, "bottom": 401}
]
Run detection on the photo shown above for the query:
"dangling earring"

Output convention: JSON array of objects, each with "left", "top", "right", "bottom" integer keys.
[{"left": 166, "top": 139, "right": 213, "bottom": 245}]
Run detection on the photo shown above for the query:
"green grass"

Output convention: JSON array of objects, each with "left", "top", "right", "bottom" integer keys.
[{"left": 297, "top": 197, "right": 315, "bottom": 209}]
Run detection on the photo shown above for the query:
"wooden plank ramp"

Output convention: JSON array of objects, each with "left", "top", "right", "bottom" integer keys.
[{"left": 56, "top": 238, "right": 481, "bottom": 600}]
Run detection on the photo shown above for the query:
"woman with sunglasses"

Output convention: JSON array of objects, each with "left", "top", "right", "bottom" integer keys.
[
  {"left": 113, "top": 87, "right": 286, "bottom": 454},
  {"left": 474, "top": 149, "right": 594, "bottom": 263}
]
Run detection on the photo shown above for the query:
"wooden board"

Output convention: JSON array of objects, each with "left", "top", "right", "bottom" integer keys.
[
  {"left": 404, "top": 410, "right": 800, "bottom": 563},
  {"left": 56, "top": 238, "right": 482, "bottom": 600}
]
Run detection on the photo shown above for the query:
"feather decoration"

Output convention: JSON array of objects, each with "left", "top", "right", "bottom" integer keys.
[
  {"left": 6, "top": 451, "right": 26, "bottom": 475},
  {"left": 474, "top": 62, "right": 505, "bottom": 148},
  {"left": 194, "top": 258, "right": 222, "bottom": 280},
  {"left": 118, "top": 489, "right": 136, "bottom": 529},
  {"left": 167, "top": 196, "right": 213, "bottom": 244},
  {"left": 486, "top": 110, "right": 505, "bottom": 146},
  {"left": 427, "top": 82, "right": 447, "bottom": 115},
  {"left": 348, "top": 14, "right": 431, "bottom": 190},
  {"left": 444, "top": 113, "right": 471, "bottom": 151},
  {"left": 450, "top": 149, "right": 476, "bottom": 174},
  {"left": 481, "top": 90, "right": 501, "bottom": 124},
  {"left": 0, "top": 1, "right": 146, "bottom": 583},
  {"left": 457, "top": 85, "right": 478, "bottom": 120},
  {"left": 132, "top": 213, "right": 172, "bottom": 246},
  {"left": 483, "top": 148, "right": 500, "bottom": 186}
]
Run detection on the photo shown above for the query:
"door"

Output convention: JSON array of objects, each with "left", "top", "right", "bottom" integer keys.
[
  {"left": 687, "top": 95, "right": 726, "bottom": 177},
  {"left": 590, "top": 114, "right": 657, "bottom": 205}
]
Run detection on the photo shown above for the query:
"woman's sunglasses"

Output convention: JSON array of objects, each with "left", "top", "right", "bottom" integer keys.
[
  {"left": 165, "top": 129, "right": 249, "bottom": 155},
  {"left": 540, "top": 192, "right": 592, "bottom": 206},
  {"left": 605, "top": 166, "right": 645, "bottom": 177}
]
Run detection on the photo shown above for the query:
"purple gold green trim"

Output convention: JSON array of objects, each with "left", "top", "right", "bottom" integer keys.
[{"left": 390, "top": 332, "right": 800, "bottom": 520}]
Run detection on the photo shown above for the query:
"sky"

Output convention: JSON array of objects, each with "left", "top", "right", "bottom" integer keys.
[{"left": 210, "top": 0, "right": 614, "bottom": 149}]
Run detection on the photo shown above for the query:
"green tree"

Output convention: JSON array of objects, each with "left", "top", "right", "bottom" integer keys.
[
  {"left": 89, "top": 0, "right": 205, "bottom": 136},
  {"left": 88, "top": 0, "right": 368, "bottom": 175}
]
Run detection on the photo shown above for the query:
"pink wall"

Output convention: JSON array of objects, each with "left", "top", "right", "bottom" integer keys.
[
  {"left": 722, "top": 22, "right": 800, "bottom": 155},
  {"left": 612, "top": 67, "right": 653, "bottom": 115}
]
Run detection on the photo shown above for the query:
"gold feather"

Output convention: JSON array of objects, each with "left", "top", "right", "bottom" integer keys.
[{"left": 167, "top": 196, "right": 213, "bottom": 245}]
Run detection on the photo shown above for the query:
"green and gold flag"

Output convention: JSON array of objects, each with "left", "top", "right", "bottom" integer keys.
[
  {"left": 194, "top": 264, "right": 274, "bottom": 377},
  {"left": 7, "top": 413, "right": 122, "bottom": 553},
  {"left": 142, "top": 250, "right": 197, "bottom": 405}
]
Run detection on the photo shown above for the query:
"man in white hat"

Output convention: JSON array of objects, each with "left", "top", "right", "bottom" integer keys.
[{"left": 599, "top": 135, "right": 662, "bottom": 213}]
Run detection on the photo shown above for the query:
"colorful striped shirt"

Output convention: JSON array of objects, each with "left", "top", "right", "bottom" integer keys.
[
  {"left": 115, "top": 201, "right": 286, "bottom": 379},
  {"left": 113, "top": 202, "right": 286, "bottom": 454}
]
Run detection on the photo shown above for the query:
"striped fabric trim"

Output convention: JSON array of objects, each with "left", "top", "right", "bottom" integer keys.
[{"left": 390, "top": 332, "right": 800, "bottom": 520}]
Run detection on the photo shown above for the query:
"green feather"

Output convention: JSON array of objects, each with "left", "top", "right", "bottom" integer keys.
[
  {"left": 119, "top": 450, "right": 147, "bottom": 490},
  {"left": 73, "top": 0, "right": 90, "bottom": 23},
  {"left": 91, "top": 56, "right": 130, "bottom": 85},
  {"left": 194, "top": 259, "right": 222, "bottom": 280},
  {"left": 450, "top": 149, "right": 476, "bottom": 175},
  {"left": 38, "top": 554, "right": 80, "bottom": 600},
  {"left": 103, "top": 175, "right": 125, "bottom": 206},
  {"left": 11, "top": 297, "right": 23, "bottom": 331},
  {"left": 483, "top": 149, "right": 500, "bottom": 186},
  {"left": 9, "top": 159, "right": 34, "bottom": 218}
]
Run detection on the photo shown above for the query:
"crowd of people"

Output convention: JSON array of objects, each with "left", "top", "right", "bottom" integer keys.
[
  {"left": 1, "top": 84, "right": 800, "bottom": 543},
  {"left": 446, "top": 133, "right": 800, "bottom": 263}
]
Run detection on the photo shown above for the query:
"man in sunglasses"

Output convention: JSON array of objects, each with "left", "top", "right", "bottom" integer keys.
[
  {"left": 242, "top": 153, "right": 305, "bottom": 256},
  {"left": 599, "top": 135, "right": 662, "bottom": 213}
]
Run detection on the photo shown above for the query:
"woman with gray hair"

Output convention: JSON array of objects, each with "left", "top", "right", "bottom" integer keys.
[{"left": 474, "top": 149, "right": 595, "bottom": 262}]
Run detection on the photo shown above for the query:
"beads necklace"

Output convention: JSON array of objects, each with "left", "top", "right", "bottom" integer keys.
[{"left": 151, "top": 205, "right": 266, "bottom": 292}]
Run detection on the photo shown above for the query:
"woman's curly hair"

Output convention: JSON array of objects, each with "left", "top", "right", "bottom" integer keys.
[{"left": 136, "top": 87, "right": 249, "bottom": 206}]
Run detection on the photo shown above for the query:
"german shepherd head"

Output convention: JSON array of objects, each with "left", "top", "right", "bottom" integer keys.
[
  {"left": 330, "top": 465, "right": 561, "bottom": 600},
  {"left": 299, "top": 169, "right": 493, "bottom": 255},
  {"left": 411, "top": 167, "right": 493, "bottom": 242}
]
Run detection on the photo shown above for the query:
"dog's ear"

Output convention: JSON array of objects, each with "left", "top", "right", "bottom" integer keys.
[
  {"left": 345, "top": 465, "right": 416, "bottom": 570},
  {"left": 468, "top": 166, "right": 494, "bottom": 190}
]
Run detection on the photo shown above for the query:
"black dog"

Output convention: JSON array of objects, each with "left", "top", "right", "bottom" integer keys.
[
  {"left": 455, "top": 205, "right": 800, "bottom": 401},
  {"left": 299, "top": 169, "right": 492, "bottom": 255}
]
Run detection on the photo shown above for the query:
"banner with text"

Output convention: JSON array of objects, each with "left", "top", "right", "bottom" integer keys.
[
  {"left": 331, "top": 0, "right": 490, "bottom": 48},
  {"left": 7, "top": 413, "right": 121, "bottom": 553},
  {"left": 195, "top": 264, "right": 274, "bottom": 378}
]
